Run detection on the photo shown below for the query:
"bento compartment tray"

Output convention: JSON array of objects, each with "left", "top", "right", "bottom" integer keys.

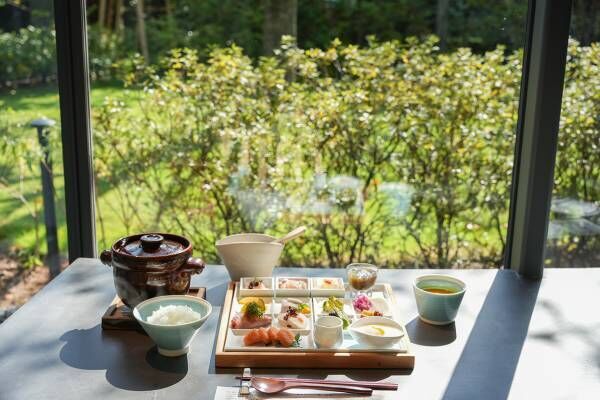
[{"left": 216, "top": 282, "right": 415, "bottom": 368}]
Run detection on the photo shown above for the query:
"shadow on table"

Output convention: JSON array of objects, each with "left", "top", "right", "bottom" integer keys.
[
  {"left": 441, "top": 270, "right": 540, "bottom": 400},
  {"left": 405, "top": 317, "right": 457, "bottom": 346},
  {"left": 59, "top": 324, "right": 187, "bottom": 390}
]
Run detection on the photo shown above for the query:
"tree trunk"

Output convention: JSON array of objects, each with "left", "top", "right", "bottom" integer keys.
[
  {"left": 98, "top": 0, "right": 107, "bottom": 28},
  {"left": 115, "top": 0, "right": 124, "bottom": 33},
  {"left": 135, "top": 0, "right": 150, "bottom": 62},
  {"left": 436, "top": 0, "right": 450, "bottom": 50},
  {"left": 165, "top": 0, "right": 174, "bottom": 17},
  {"left": 572, "top": 0, "right": 600, "bottom": 45},
  {"left": 262, "top": 0, "right": 298, "bottom": 55}
]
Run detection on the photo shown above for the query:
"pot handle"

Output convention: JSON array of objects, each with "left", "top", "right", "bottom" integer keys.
[
  {"left": 184, "top": 257, "right": 205, "bottom": 274},
  {"left": 100, "top": 250, "right": 112, "bottom": 266}
]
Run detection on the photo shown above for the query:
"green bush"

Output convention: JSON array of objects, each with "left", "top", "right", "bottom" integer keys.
[
  {"left": 0, "top": 108, "right": 48, "bottom": 266},
  {"left": 0, "top": 25, "right": 130, "bottom": 86},
  {"left": 93, "top": 38, "right": 524, "bottom": 267},
  {"left": 547, "top": 40, "right": 600, "bottom": 267},
  {"left": 87, "top": 26, "right": 132, "bottom": 81},
  {"left": 94, "top": 38, "right": 598, "bottom": 268},
  {"left": 0, "top": 26, "right": 56, "bottom": 86}
]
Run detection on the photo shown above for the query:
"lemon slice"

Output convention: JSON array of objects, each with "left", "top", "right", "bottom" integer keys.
[
  {"left": 372, "top": 326, "right": 385, "bottom": 335},
  {"left": 366, "top": 325, "right": 386, "bottom": 336},
  {"left": 239, "top": 297, "right": 265, "bottom": 312}
]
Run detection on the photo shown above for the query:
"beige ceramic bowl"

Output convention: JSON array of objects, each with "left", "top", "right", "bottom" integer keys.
[{"left": 216, "top": 233, "right": 283, "bottom": 281}]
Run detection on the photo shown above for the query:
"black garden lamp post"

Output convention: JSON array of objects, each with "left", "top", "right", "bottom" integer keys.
[{"left": 30, "top": 117, "right": 60, "bottom": 278}]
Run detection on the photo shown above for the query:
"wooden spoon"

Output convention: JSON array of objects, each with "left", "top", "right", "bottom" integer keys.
[
  {"left": 274, "top": 226, "right": 306, "bottom": 244},
  {"left": 251, "top": 376, "right": 373, "bottom": 396}
]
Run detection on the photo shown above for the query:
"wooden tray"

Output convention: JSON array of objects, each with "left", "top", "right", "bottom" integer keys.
[
  {"left": 101, "top": 287, "right": 206, "bottom": 331},
  {"left": 215, "top": 282, "right": 414, "bottom": 369}
]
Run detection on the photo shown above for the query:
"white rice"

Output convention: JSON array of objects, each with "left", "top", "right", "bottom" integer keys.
[{"left": 146, "top": 304, "right": 202, "bottom": 325}]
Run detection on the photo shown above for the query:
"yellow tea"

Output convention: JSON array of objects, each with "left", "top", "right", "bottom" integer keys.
[{"left": 422, "top": 287, "right": 457, "bottom": 294}]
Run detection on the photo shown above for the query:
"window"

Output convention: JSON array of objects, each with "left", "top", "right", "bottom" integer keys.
[
  {"left": 0, "top": 3, "right": 66, "bottom": 307},
  {"left": 87, "top": 1, "right": 529, "bottom": 269},
  {"left": 544, "top": 2, "right": 600, "bottom": 268}
]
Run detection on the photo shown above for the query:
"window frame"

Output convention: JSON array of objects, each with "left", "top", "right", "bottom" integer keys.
[
  {"left": 504, "top": 0, "right": 573, "bottom": 278},
  {"left": 54, "top": 0, "right": 97, "bottom": 260},
  {"left": 53, "top": 0, "right": 574, "bottom": 278}
]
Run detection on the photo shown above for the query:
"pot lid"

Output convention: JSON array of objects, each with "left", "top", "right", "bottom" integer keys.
[{"left": 114, "top": 233, "right": 189, "bottom": 258}]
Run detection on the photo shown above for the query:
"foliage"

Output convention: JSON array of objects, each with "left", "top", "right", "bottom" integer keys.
[
  {"left": 87, "top": 26, "right": 131, "bottom": 81},
  {"left": 547, "top": 39, "right": 600, "bottom": 267},
  {"left": 0, "top": 26, "right": 56, "bottom": 87},
  {"left": 125, "top": 0, "right": 529, "bottom": 59},
  {"left": 0, "top": 25, "right": 131, "bottom": 86},
  {"left": 556, "top": 40, "right": 600, "bottom": 203},
  {"left": 0, "top": 108, "right": 45, "bottom": 265},
  {"left": 1, "top": 35, "right": 597, "bottom": 268},
  {"left": 93, "top": 38, "right": 526, "bottom": 268}
]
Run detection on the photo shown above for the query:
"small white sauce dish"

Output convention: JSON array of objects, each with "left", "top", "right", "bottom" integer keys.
[
  {"left": 354, "top": 297, "right": 392, "bottom": 318},
  {"left": 275, "top": 277, "right": 310, "bottom": 297},
  {"left": 348, "top": 316, "right": 404, "bottom": 349},
  {"left": 239, "top": 277, "right": 275, "bottom": 297},
  {"left": 310, "top": 277, "right": 345, "bottom": 297}
]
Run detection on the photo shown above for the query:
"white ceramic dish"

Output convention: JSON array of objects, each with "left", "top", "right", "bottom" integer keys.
[
  {"left": 239, "top": 277, "right": 275, "bottom": 297},
  {"left": 230, "top": 297, "right": 274, "bottom": 335},
  {"left": 273, "top": 297, "right": 313, "bottom": 335},
  {"left": 216, "top": 233, "right": 283, "bottom": 281},
  {"left": 353, "top": 297, "right": 392, "bottom": 318},
  {"left": 348, "top": 316, "right": 404, "bottom": 349},
  {"left": 275, "top": 277, "right": 310, "bottom": 297},
  {"left": 310, "top": 277, "right": 345, "bottom": 297},
  {"left": 313, "top": 297, "right": 356, "bottom": 318}
]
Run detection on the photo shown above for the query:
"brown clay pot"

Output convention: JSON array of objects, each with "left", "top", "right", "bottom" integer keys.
[{"left": 100, "top": 233, "right": 205, "bottom": 308}]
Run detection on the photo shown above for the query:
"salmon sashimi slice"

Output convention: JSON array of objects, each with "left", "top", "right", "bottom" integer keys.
[
  {"left": 267, "top": 326, "right": 280, "bottom": 344},
  {"left": 277, "top": 327, "right": 296, "bottom": 347},
  {"left": 242, "top": 327, "right": 297, "bottom": 347},
  {"left": 243, "top": 329, "right": 263, "bottom": 346},
  {"left": 258, "top": 328, "right": 270, "bottom": 344},
  {"left": 243, "top": 327, "right": 273, "bottom": 346}
]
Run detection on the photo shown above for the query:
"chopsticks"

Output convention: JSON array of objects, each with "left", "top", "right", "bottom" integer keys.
[{"left": 235, "top": 376, "right": 397, "bottom": 391}]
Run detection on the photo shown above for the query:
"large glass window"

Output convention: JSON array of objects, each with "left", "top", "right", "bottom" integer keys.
[
  {"left": 0, "top": 2, "right": 66, "bottom": 312},
  {"left": 87, "top": 0, "right": 528, "bottom": 268},
  {"left": 544, "top": 3, "right": 600, "bottom": 268}
]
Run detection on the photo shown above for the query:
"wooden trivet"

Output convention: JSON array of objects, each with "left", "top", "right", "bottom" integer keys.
[{"left": 101, "top": 287, "right": 206, "bottom": 331}]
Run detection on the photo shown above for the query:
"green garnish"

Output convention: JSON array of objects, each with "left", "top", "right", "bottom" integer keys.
[
  {"left": 292, "top": 333, "right": 301, "bottom": 347},
  {"left": 244, "top": 302, "right": 264, "bottom": 318},
  {"left": 298, "top": 303, "right": 309, "bottom": 312},
  {"left": 322, "top": 296, "right": 344, "bottom": 313},
  {"left": 322, "top": 296, "right": 350, "bottom": 329}
]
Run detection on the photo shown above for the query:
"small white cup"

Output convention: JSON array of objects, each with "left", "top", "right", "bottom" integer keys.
[{"left": 314, "top": 316, "right": 344, "bottom": 349}]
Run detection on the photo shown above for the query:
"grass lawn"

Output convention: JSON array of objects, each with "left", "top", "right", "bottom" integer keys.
[{"left": 0, "top": 82, "right": 145, "bottom": 257}]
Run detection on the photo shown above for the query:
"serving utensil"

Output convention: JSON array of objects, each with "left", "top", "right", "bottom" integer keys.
[
  {"left": 275, "top": 226, "right": 306, "bottom": 244},
  {"left": 237, "top": 375, "right": 398, "bottom": 390},
  {"left": 251, "top": 377, "right": 373, "bottom": 396}
]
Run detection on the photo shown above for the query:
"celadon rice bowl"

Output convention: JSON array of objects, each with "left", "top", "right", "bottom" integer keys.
[{"left": 147, "top": 304, "right": 202, "bottom": 325}]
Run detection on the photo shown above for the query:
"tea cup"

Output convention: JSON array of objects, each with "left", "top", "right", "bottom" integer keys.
[
  {"left": 313, "top": 316, "right": 344, "bottom": 348},
  {"left": 413, "top": 274, "right": 466, "bottom": 325}
]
